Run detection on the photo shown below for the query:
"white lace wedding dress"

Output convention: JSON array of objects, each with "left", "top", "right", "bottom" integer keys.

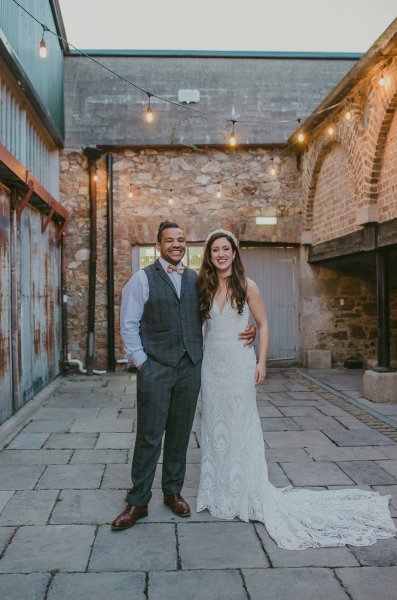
[{"left": 196, "top": 300, "right": 396, "bottom": 550}]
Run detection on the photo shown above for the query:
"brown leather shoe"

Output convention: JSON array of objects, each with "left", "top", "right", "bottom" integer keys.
[
  {"left": 164, "top": 493, "right": 191, "bottom": 517},
  {"left": 111, "top": 504, "right": 148, "bottom": 531}
]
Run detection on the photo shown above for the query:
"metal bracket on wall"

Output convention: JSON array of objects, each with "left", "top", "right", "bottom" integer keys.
[
  {"left": 57, "top": 219, "right": 69, "bottom": 241},
  {"left": 16, "top": 179, "right": 34, "bottom": 219},
  {"left": 41, "top": 207, "right": 55, "bottom": 233}
]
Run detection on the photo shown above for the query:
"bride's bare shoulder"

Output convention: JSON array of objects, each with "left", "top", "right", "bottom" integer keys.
[{"left": 246, "top": 278, "right": 259, "bottom": 293}]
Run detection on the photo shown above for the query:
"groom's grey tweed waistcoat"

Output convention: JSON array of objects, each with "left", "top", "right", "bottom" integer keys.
[{"left": 140, "top": 260, "right": 203, "bottom": 367}]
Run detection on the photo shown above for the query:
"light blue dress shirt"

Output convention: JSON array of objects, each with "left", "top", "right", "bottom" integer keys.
[{"left": 120, "top": 257, "right": 183, "bottom": 367}]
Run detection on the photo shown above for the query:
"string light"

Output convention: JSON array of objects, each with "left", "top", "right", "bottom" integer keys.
[
  {"left": 229, "top": 120, "right": 237, "bottom": 146},
  {"left": 128, "top": 184, "right": 133, "bottom": 198},
  {"left": 11, "top": 0, "right": 393, "bottom": 150},
  {"left": 39, "top": 26, "right": 48, "bottom": 59},
  {"left": 327, "top": 126, "right": 335, "bottom": 136},
  {"left": 216, "top": 183, "right": 222, "bottom": 198},
  {"left": 145, "top": 93, "right": 154, "bottom": 123},
  {"left": 270, "top": 159, "right": 276, "bottom": 177},
  {"left": 345, "top": 105, "right": 352, "bottom": 120},
  {"left": 296, "top": 119, "right": 305, "bottom": 143},
  {"left": 93, "top": 174, "right": 98, "bottom": 181},
  {"left": 168, "top": 189, "right": 173, "bottom": 205}
]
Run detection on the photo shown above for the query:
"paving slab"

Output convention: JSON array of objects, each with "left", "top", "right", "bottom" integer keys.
[
  {"left": 178, "top": 522, "right": 268, "bottom": 569},
  {"left": 306, "top": 446, "right": 386, "bottom": 462},
  {"left": 291, "top": 416, "right": 345, "bottom": 431},
  {"left": 0, "top": 490, "right": 58, "bottom": 525},
  {"left": 0, "top": 573, "right": 50, "bottom": 600},
  {"left": 70, "top": 419, "right": 133, "bottom": 433},
  {"left": 0, "top": 450, "right": 72, "bottom": 466},
  {"left": 336, "top": 566, "right": 397, "bottom": 599},
  {"left": 47, "top": 572, "right": 146, "bottom": 600},
  {"left": 277, "top": 406, "right": 324, "bottom": 417},
  {"left": 379, "top": 446, "right": 397, "bottom": 459},
  {"left": 70, "top": 449, "right": 128, "bottom": 464},
  {"left": 260, "top": 417, "right": 301, "bottom": 431},
  {"left": 317, "top": 402, "right": 352, "bottom": 417},
  {"left": 0, "top": 466, "right": 45, "bottom": 490},
  {"left": 36, "top": 464, "right": 104, "bottom": 489},
  {"left": 98, "top": 408, "right": 135, "bottom": 419},
  {"left": 281, "top": 461, "right": 354, "bottom": 486},
  {"left": 50, "top": 489, "right": 126, "bottom": 524},
  {"left": 0, "top": 491, "right": 14, "bottom": 512},
  {"left": 22, "top": 419, "right": 73, "bottom": 433},
  {"left": 257, "top": 405, "right": 283, "bottom": 417},
  {"left": 335, "top": 415, "right": 371, "bottom": 429},
  {"left": 89, "top": 523, "right": 177, "bottom": 571},
  {"left": 44, "top": 433, "right": 98, "bottom": 449},
  {"left": 337, "top": 461, "right": 397, "bottom": 485},
  {"left": 375, "top": 460, "right": 397, "bottom": 478},
  {"left": 324, "top": 430, "right": 396, "bottom": 447},
  {"left": 31, "top": 408, "right": 100, "bottom": 421},
  {"left": 254, "top": 523, "right": 359, "bottom": 567},
  {"left": 96, "top": 433, "right": 136, "bottom": 449},
  {"left": 148, "top": 570, "right": 247, "bottom": 600},
  {"left": 267, "top": 462, "right": 291, "bottom": 487},
  {"left": 243, "top": 567, "right": 348, "bottom": 600},
  {"left": 349, "top": 537, "right": 397, "bottom": 566},
  {"left": 0, "top": 525, "right": 95, "bottom": 573},
  {"left": 264, "top": 448, "right": 313, "bottom": 463},
  {"left": 7, "top": 433, "right": 50, "bottom": 450},
  {"left": 0, "top": 526, "right": 15, "bottom": 553},
  {"left": 101, "top": 464, "right": 132, "bottom": 488},
  {"left": 263, "top": 431, "right": 335, "bottom": 449}
]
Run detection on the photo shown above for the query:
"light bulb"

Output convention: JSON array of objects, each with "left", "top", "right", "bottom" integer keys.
[
  {"left": 128, "top": 190, "right": 133, "bottom": 198},
  {"left": 229, "top": 132, "right": 236, "bottom": 146},
  {"left": 146, "top": 106, "right": 154, "bottom": 123},
  {"left": 297, "top": 131, "right": 305, "bottom": 143},
  {"left": 270, "top": 166, "right": 276, "bottom": 176},
  {"left": 327, "top": 126, "right": 334, "bottom": 136},
  {"left": 39, "top": 39, "right": 48, "bottom": 59},
  {"left": 379, "top": 71, "right": 385, "bottom": 87},
  {"left": 168, "top": 197, "right": 173, "bottom": 205},
  {"left": 93, "top": 174, "right": 98, "bottom": 181},
  {"left": 216, "top": 186, "right": 222, "bottom": 198},
  {"left": 345, "top": 110, "right": 352, "bottom": 121}
]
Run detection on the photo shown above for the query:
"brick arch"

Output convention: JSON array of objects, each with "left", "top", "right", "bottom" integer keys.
[
  {"left": 304, "top": 139, "right": 359, "bottom": 233},
  {"left": 367, "top": 87, "right": 397, "bottom": 205}
]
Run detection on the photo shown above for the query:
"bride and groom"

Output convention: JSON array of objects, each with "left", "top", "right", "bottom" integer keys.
[{"left": 113, "top": 221, "right": 396, "bottom": 549}]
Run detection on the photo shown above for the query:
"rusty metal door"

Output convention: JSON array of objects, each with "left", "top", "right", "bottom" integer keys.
[
  {"left": 0, "top": 185, "right": 13, "bottom": 423},
  {"left": 241, "top": 246, "right": 299, "bottom": 361},
  {"left": 19, "top": 208, "right": 61, "bottom": 406}
]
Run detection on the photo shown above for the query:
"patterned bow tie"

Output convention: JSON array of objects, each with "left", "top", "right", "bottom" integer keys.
[{"left": 166, "top": 264, "right": 185, "bottom": 274}]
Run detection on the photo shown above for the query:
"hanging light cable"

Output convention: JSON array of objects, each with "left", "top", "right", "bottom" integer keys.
[
  {"left": 39, "top": 25, "right": 48, "bottom": 59},
  {"left": 229, "top": 120, "right": 237, "bottom": 146},
  {"left": 145, "top": 93, "right": 154, "bottom": 123}
]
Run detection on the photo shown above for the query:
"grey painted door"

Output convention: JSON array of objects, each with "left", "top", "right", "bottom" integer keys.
[{"left": 241, "top": 246, "right": 298, "bottom": 361}]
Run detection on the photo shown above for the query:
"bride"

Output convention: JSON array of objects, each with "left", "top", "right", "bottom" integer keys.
[{"left": 196, "top": 229, "right": 396, "bottom": 550}]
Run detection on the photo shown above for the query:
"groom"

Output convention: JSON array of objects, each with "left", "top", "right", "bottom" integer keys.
[{"left": 112, "top": 221, "right": 254, "bottom": 530}]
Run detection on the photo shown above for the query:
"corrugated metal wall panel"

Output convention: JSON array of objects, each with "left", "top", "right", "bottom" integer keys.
[
  {"left": 0, "top": 0, "right": 64, "bottom": 135},
  {"left": 19, "top": 206, "right": 61, "bottom": 405},
  {"left": 0, "top": 76, "right": 57, "bottom": 195},
  {"left": 0, "top": 185, "right": 13, "bottom": 423},
  {"left": 241, "top": 246, "right": 299, "bottom": 360}
]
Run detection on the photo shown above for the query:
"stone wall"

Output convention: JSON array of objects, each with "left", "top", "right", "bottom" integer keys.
[{"left": 60, "top": 145, "right": 302, "bottom": 369}]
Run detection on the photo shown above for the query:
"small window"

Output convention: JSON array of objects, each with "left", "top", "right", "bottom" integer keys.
[{"left": 133, "top": 245, "right": 204, "bottom": 272}]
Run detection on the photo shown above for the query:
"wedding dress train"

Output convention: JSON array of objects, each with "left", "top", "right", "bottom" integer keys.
[{"left": 196, "top": 300, "right": 396, "bottom": 550}]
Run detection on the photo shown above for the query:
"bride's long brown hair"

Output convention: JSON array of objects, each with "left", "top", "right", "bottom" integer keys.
[{"left": 197, "top": 231, "right": 247, "bottom": 321}]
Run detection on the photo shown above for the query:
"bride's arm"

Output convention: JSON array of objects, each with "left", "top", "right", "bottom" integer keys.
[{"left": 246, "top": 278, "right": 270, "bottom": 384}]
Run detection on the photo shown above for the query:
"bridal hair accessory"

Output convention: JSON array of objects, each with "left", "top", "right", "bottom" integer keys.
[
  {"left": 166, "top": 264, "right": 185, "bottom": 274},
  {"left": 205, "top": 229, "right": 239, "bottom": 248}
]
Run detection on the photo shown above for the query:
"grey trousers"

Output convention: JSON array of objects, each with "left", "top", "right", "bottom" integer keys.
[{"left": 127, "top": 353, "right": 201, "bottom": 506}]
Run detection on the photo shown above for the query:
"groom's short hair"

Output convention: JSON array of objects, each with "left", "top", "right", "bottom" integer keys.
[{"left": 157, "top": 221, "right": 181, "bottom": 242}]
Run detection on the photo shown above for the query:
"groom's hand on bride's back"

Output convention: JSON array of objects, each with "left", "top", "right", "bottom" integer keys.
[{"left": 238, "top": 321, "right": 256, "bottom": 347}]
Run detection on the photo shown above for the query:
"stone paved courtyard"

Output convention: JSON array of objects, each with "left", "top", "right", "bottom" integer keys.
[{"left": 0, "top": 368, "right": 397, "bottom": 599}]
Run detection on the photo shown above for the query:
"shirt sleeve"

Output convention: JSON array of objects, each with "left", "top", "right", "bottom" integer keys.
[{"left": 120, "top": 270, "right": 149, "bottom": 367}]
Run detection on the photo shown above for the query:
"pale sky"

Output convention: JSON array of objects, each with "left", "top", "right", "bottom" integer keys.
[{"left": 58, "top": 0, "right": 396, "bottom": 53}]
